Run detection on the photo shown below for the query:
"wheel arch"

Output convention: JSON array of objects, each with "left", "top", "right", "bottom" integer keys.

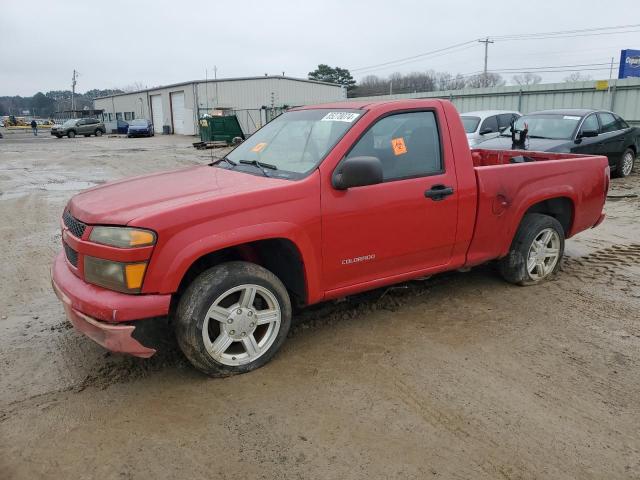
[
  {"left": 522, "top": 196, "right": 574, "bottom": 237},
  {"left": 171, "top": 237, "right": 309, "bottom": 311}
]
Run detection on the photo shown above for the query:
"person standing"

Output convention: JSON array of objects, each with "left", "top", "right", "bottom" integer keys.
[{"left": 30, "top": 119, "right": 38, "bottom": 136}]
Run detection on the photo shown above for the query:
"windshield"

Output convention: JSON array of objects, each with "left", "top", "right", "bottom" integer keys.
[
  {"left": 500, "top": 114, "right": 582, "bottom": 140},
  {"left": 461, "top": 116, "right": 480, "bottom": 133},
  {"left": 62, "top": 119, "right": 77, "bottom": 127},
  {"left": 226, "top": 109, "right": 362, "bottom": 177},
  {"left": 130, "top": 119, "right": 147, "bottom": 126}
]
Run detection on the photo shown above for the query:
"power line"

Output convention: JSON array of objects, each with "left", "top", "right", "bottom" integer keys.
[
  {"left": 351, "top": 23, "right": 639, "bottom": 76},
  {"left": 351, "top": 40, "right": 478, "bottom": 73}
]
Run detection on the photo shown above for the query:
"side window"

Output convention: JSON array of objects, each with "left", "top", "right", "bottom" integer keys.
[
  {"left": 498, "top": 113, "right": 518, "bottom": 131},
  {"left": 345, "top": 111, "right": 442, "bottom": 181},
  {"left": 598, "top": 112, "right": 618, "bottom": 133},
  {"left": 614, "top": 114, "right": 629, "bottom": 129},
  {"left": 580, "top": 114, "right": 599, "bottom": 133},
  {"left": 480, "top": 115, "right": 499, "bottom": 133}
]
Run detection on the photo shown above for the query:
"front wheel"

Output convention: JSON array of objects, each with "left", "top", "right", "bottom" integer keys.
[
  {"left": 95, "top": 129, "right": 103, "bottom": 137},
  {"left": 67, "top": 130, "right": 76, "bottom": 138},
  {"left": 613, "top": 148, "right": 635, "bottom": 178},
  {"left": 500, "top": 213, "right": 565, "bottom": 286},
  {"left": 175, "top": 261, "right": 292, "bottom": 377}
]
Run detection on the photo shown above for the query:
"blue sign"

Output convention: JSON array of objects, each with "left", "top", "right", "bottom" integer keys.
[{"left": 618, "top": 49, "right": 640, "bottom": 78}]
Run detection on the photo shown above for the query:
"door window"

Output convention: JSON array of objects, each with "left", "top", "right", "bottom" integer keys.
[
  {"left": 598, "top": 112, "right": 619, "bottom": 133},
  {"left": 498, "top": 113, "right": 518, "bottom": 131},
  {"left": 579, "top": 114, "right": 599, "bottom": 134},
  {"left": 345, "top": 111, "right": 442, "bottom": 181},
  {"left": 480, "top": 115, "right": 499, "bottom": 133}
]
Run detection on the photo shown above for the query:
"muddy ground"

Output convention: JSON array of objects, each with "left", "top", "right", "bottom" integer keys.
[{"left": 1, "top": 130, "right": 639, "bottom": 479}]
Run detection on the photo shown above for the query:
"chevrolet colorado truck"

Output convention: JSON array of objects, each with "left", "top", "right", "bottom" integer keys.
[{"left": 51, "top": 99, "right": 609, "bottom": 377}]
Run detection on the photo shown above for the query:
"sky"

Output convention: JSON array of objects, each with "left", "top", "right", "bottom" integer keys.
[{"left": 1, "top": 0, "right": 640, "bottom": 96}]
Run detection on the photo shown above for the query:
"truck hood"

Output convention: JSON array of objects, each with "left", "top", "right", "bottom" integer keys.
[
  {"left": 477, "top": 136, "right": 572, "bottom": 152},
  {"left": 68, "top": 165, "right": 287, "bottom": 225}
]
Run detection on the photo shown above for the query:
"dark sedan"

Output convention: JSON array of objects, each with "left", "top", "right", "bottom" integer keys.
[
  {"left": 479, "top": 109, "right": 639, "bottom": 177},
  {"left": 127, "top": 119, "right": 154, "bottom": 138}
]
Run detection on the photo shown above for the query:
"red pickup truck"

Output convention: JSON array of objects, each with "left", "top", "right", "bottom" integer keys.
[{"left": 52, "top": 99, "right": 609, "bottom": 376}]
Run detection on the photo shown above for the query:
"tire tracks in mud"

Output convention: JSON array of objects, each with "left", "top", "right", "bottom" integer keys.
[{"left": 560, "top": 243, "right": 640, "bottom": 296}]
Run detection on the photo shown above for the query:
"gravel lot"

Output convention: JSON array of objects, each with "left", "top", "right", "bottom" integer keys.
[{"left": 1, "top": 131, "right": 639, "bottom": 479}]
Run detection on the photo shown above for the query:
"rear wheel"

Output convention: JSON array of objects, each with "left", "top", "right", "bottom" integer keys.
[
  {"left": 500, "top": 213, "right": 564, "bottom": 285},
  {"left": 67, "top": 130, "right": 76, "bottom": 138},
  {"left": 613, "top": 148, "right": 635, "bottom": 178},
  {"left": 95, "top": 129, "right": 103, "bottom": 137},
  {"left": 175, "top": 261, "right": 292, "bottom": 377}
]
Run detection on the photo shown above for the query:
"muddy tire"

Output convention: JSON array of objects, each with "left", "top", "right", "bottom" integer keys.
[
  {"left": 499, "top": 213, "right": 565, "bottom": 286},
  {"left": 612, "top": 148, "right": 635, "bottom": 178},
  {"left": 175, "top": 261, "right": 292, "bottom": 377},
  {"left": 95, "top": 129, "right": 103, "bottom": 137},
  {"left": 67, "top": 130, "right": 76, "bottom": 138}
]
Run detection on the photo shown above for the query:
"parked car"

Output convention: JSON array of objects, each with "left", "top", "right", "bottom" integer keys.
[
  {"left": 52, "top": 99, "right": 609, "bottom": 377},
  {"left": 127, "top": 119, "right": 154, "bottom": 138},
  {"left": 116, "top": 119, "right": 129, "bottom": 135},
  {"left": 461, "top": 110, "right": 521, "bottom": 147},
  {"left": 479, "top": 109, "right": 639, "bottom": 178},
  {"left": 51, "top": 118, "right": 106, "bottom": 138}
]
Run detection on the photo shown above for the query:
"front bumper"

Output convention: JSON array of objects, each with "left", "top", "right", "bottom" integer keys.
[{"left": 51, "top": 251, "right": 171, "bottom": 357}]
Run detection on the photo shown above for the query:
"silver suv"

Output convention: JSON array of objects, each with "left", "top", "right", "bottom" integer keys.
[{"left": 51, "top": 118, "right": 106, "bottom": 138}]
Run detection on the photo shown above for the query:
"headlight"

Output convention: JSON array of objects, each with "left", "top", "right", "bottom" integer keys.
[
  {"left": 89, "top": 226, "right": 156, "bottom": 248},
  {"left": 84, "top": 256, "right": 148, "bottom": 293}
]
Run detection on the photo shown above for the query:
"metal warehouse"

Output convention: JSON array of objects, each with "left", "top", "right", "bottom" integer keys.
[{"left": 93, "top": 76, "right": 345, "bottom": 136}]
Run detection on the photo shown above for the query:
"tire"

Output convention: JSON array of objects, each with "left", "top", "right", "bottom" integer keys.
[
  {"left": 499, "top": 213, "right": 565, "bottom": 286},
  {"left": 175, "top": 261, "right": 292, "bottom": 377},
  {"left": 612, "top": 148, "right": 635, "bottom": 178},
  {"left": 67, "top": 130, "right": 76, "bottom": 138},
  {"left": 95, "top": 129, "right": 103, "bottom": 137}
]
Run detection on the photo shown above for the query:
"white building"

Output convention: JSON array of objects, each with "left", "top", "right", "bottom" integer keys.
[{"left": 94, "top": 76, "right": 346, "bottom": 135}]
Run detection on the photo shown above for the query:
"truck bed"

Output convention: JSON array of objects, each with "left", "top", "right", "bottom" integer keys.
[{"left": 464, "top": 148, "right": 609, "bottom": 267}]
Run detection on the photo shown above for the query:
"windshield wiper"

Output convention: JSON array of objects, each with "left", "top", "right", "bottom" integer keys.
[
  {"left": 239, "top": 159, "right": 278, "bottom": 177},
  {"left": 527, "top": 135, "right": 551, "bottom": 139},
  {"left": 210, "top": 156, "right": 237, "bottom": 167}
]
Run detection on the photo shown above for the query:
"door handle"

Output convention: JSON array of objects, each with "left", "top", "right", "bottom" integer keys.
[{"left": 425, "top": 184, "right": 454, "bottom": 201}]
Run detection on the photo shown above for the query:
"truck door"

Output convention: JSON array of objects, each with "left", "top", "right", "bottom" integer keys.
[{"left": 321, "top": 110, "right": 459, "bottom": 291}]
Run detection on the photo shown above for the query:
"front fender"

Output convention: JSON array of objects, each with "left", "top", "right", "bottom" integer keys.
[{"left": 143, "top": 221, "right": 323, "bottom": 304}]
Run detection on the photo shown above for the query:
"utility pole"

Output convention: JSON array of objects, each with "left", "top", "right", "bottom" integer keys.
[
  {"left": 71, "top": 69, "right": 78, "bottom": 116},
  {"left": 478, "top": 37, "right": 494, "bottom": 85}
]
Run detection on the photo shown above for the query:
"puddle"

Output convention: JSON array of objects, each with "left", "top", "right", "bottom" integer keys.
[{"left": 40, "top": 181, "right": 97, "bottom": 191}]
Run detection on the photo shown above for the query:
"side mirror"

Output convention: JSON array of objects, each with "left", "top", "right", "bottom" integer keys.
[
  {"left": 332, "top": 156, "right": 383, "bottom": 190},
  {"left": 579, "top": 129, "right": 599, "bottom": 138},
  {"left": 479, "top": 128, "right": 493, "bottom": 135}
]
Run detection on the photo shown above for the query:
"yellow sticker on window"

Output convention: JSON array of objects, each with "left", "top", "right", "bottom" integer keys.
[
  {"left": 251, "top": 142, "right": 267, "bottom": 153},
  {"left": 391, "top": 137, "right": 407, "bottom": 156}
]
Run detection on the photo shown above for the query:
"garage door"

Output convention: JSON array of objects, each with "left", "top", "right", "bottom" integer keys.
[
  {"left": 150, "top": 95, "right": 163, "bottom": 134},
  {"left": 170, "top": 91, "right": 185, "bottom": 134}
]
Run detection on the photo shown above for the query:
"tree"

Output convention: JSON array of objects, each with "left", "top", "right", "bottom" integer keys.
[
  {"left": 465, "top": 72, "right": 505, "bottom": 88},
  {"left": 119, "top": 82, "right": 148, "bottom": 93},
  {"left": 564, "top": 72, "right": 592, "bottom": 83},
  {"left": 308, "top": 64, "right": 356, "bottom": 90},
  {"left": 512, "top": 72, "right": 542, "bottom": 86},
  {"left": 30, "top": 92, "right": 56, "bottom": 116}
]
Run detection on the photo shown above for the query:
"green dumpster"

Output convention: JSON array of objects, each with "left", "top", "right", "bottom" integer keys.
[{"left": 199, "top": 115, "right": 245, "bottom": 144}]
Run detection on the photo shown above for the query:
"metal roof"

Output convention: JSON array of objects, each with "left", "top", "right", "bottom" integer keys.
[{"left": 95, "top": 76, "right": 341, "bottom": 100}]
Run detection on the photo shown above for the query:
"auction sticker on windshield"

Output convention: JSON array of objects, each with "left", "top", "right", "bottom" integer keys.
[
  {"left": 391, "top": 137, "right": 407, "bottom": 156},
  {"left": 321, "top": 112, "right": 360, "bottom": 122},
  {"left": 563, "top": 116, "right": 581, "bottom": 121},
  {"left": 251, "top": 142, "right": 268, "bottom": 152}
]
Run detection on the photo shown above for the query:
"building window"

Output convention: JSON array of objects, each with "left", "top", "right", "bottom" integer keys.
[
  {"left": 116, "top": 112, "right": 123, "bottom": 120},
  {"left": 130, "top": 112, "right": 135, "bottom": 120},
  {"left": 124, "top": 112, "right": 132, "bottom": 121},
  {"left": 108, "top": 113, "right": 113, "bottom": 121}
]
